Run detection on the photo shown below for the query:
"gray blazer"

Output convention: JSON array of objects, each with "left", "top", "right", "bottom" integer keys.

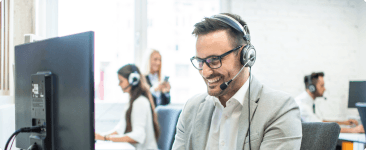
[{"left": 172, "top": 76, "right": 302, "bottom": 150}]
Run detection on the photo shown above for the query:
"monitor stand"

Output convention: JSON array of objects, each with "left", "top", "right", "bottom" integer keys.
[{"left": 29, "top": 71, "right": 53, "bottom": 150}]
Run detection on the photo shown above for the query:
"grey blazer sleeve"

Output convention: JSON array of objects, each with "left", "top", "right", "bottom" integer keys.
[
  {"left": 259, "top": 96, "right": 302, "bottom": 150},
  {"left": 172, "top": 93, "right": 208, "bottom": 150}
]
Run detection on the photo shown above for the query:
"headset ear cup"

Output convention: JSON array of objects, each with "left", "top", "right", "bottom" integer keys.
[
  {"left": 241, "top": 45, "right": 256, "bottom": 67},
  {"left": 240, "top": 46, "right": 245, "bottom": 65},
  {"left": 309, "top": 84, "right": 316, "bottom": 93},
  {"left": 128, "top": 72, "right": 140, "bottom": 86},
  {"left": 307, "top": 75, "right": 316, "bottom": 93},
  {"left": 246, "top": 46, "right": 256, "bottom": 67}
]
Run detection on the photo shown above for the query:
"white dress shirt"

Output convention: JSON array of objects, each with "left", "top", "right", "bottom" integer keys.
[
  {"left": 205, "top": 77, "right": 249, "bottom": 150},
  {"left": 295, "top": 91, "right": 322, "bottom": 122},
  {"left": 109, "top": 96, "right": 158, "bottom": 150}
]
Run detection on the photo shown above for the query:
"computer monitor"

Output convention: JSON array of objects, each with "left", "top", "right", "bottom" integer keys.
[
  {"left": 348, "top": 81, "right": 366, "bottom": 108},
  {"left": 14, "top": 31, "right": 94, "bottom": 149}
]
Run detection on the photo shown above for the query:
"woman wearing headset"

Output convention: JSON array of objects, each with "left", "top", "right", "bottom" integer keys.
[
  {"left": 145, "top": 49, "right": 171, "bottom": 106},
  {"left": 95, "top": 64, "right": 160, "bottom": 150}
]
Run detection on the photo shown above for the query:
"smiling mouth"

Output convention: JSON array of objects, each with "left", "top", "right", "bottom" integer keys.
[{"left": 206, "top": 77, "right": 221, "bottom": 86}]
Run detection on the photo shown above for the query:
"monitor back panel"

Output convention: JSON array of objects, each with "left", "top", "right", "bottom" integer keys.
[{"left": 348, "top": 81, "right": 366, "bottom": 108}]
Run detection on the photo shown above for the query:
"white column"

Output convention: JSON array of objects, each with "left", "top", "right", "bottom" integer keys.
[
  {"left": 35, "top": 0, "right": 58, "bottom": 39},
  {"left": 134, "top": 0, "right": 147, "bottom": 68},
  {"left": 220, "top": 0, "right": 231, "bottom": 13},
  {"left": 46, "top": 0, "right": 57, "bottom": 38}
]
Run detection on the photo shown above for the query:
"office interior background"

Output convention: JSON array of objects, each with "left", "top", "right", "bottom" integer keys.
[{"left": 0, "top": 0, "right": 365, "bottom": 148}]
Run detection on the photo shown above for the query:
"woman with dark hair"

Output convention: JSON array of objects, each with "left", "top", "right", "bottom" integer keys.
[{"left": 95, "top": 64, "right": 160, "bottom": 149}]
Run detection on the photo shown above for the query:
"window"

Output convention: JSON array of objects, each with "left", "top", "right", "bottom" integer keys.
[
  {"left": 59, "top": 0, "right": 220, "bottom": 104},
  {"left": 59, "top": 0, "right": 135, "bottom": 103},
  {"left": 0, "top": 0, "right": 10, "bottom": 96}
]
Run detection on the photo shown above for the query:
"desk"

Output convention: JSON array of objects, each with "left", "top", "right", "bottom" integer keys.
[
  {"left": 95, "top": 140, "right": 135, "bottom": 150},
  {"left": 339, "top": 133, "right": 365, "bottom": 150}
]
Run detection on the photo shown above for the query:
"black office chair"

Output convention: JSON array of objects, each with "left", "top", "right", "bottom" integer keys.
[
  {"left": 300, "top": 122, "right": 341, "bottom": 150},
  {"left": 155, "top": 106, "right": 182, "bottom": 150}
]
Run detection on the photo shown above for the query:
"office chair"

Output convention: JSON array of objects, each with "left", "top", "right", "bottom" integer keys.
[
  {"left": 300, "top": 122, "right": 341, "bottom": 150},
  {"left": 155, "top": 106, "right": 182, "bottom": 150}
]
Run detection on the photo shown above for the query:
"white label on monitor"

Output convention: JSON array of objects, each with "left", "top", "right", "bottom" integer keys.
[{"left": 33, "top": 84, "right": 39, "bottom": 94}]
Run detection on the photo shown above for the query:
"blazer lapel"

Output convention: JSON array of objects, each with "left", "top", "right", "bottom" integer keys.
[
  {"left": 145, "top": 75, "right": 152, "bottom": 87},
  {"left": 193, "top": 97, "right": 215, "bottom": 150},
  {"left": 236, "top": 76, "right": 263, "bottom": 150}
]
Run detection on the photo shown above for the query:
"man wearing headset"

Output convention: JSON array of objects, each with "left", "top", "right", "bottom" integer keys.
[
  {"left": 295, "top": 72, "right": 364, "bottom": 133},
  {"left": 172, "top": 13, "right": 302, "bottom": 150}
]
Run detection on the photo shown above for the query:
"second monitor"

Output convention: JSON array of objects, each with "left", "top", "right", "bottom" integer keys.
[{"left": 348, "top": 81, "right": 366, "bottom": 108}]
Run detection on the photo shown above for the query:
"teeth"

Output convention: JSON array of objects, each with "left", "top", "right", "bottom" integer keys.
[{"left": 207, "top": 77, "right": 220, "bottom": 83}]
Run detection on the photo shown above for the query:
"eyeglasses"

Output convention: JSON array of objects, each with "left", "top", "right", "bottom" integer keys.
[{"left": 190, "top": 45, "right": 242, "bottom": 70}]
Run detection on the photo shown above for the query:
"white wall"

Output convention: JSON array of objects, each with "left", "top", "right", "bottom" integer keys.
[
  {"left": 358, "top": 1, "right": 366, "bottom": 79},
  {"left": 230, "top": 0, "right": 366, "bottom": 120}
]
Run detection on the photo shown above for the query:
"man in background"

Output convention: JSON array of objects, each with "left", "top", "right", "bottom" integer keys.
[{"left": 295, "top": 72, "right": 364, "bottom": 133}]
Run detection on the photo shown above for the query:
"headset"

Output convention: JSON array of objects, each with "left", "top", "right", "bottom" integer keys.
[
  {"left": 129, "top": 65, "right": 140, "bottom": 86},
  {"left": 211, "top": 14, "right": 256, "bottom": 68},
  {"left": 211, "top": 14, "right": 256, "bottom": 91},
  {"left": 211, "top": 14, "right": 256, "bottom": 150},
  {"left": 123, "top": 65, "right": 140, "bottom": 91},
  {"left": 307, "top": 75, "right": 316, "bottom": 93}
]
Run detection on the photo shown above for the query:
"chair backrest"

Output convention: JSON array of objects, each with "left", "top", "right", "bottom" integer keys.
[
  {"left": 300, "top": 122, "right": 340, "bottom": 150},
  {"left": 155, "top": 106, "right": 182, "bottom": 150},
  {"left": 356, "top": 103, "right": 366, "bottom": 133}
]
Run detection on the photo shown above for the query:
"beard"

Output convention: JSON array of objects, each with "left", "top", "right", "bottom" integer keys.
[
  {"left": 314, "top": 90, "right": 323, "bottom": 97},
  {"left": 203, "top": 73, "right": 226, "bottom": 97}
]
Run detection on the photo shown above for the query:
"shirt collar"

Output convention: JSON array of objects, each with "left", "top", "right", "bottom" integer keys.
[
  {"left": 231, "top": 75, "right": 250, "bottom": 106},
  {"left": 300, "top": 91, "right": 315, "bottom": 106},
  {"left": 148, "top": 73, "right": 159, "bottom": 80},
  {"left": 206, "top": 75, "right": 251, "bottom": 107}
]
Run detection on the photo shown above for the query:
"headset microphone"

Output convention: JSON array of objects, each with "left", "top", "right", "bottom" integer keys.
[
  {"left": 220, "top": 57, "right": 255, "bottom": 90},
  {"left": 122, "top": 84, "right": 132, "bottom": 91}
]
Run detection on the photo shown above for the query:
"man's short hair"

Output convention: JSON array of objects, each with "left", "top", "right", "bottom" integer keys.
[
  {"left": 192, "top": 13, "right": 248, "bottom": 49},
  {"left": 304, "top": 72, "right": 325, "bottom": 89}
]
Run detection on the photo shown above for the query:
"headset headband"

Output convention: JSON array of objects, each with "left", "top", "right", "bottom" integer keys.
[
  {"left": 211, "top": 14, "right": 250, "bottom": 42},
  {"left": 307, "top": 75, "right": 313, "bottom": 84},
  {"left": 212, "top": 14, "right": 246, "bottom": 34}
]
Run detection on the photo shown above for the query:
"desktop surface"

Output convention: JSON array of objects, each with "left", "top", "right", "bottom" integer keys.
[
  {"left": 95, "top": 140, "right": 135, "bottom": 150},
  {"left": 339, "top": 133, "right": 366, "bottom": 143}
]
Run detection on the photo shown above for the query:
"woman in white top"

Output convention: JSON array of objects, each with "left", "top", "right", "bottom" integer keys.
[{"left": 95, "top": 64, "right": 160, "bottom": 150}]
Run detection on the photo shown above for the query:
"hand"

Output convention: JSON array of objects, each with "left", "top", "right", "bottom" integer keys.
[
  {"left": 95, "top": 133, "right": 104, "bottom": 140},
  {"left": 351, "top": 125, "right": 364, "bottom": 133},
  {"left": 162, "top": 82, "right": 171, "bottom": 93},
  {"left": 154, "top": 83, "right": 164, "bottom": 92},
  {"left": 347, "top": 119, "right": 359, "bottom": 126},
  {"left": 337, "top": 119, "right": 359, "bottom": 126}
]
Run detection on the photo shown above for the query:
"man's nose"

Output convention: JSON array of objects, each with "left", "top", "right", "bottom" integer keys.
[{"left": 200, "top": 62, "right": 213, "bottom": 78}]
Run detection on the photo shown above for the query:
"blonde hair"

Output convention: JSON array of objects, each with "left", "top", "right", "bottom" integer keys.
[{"left": 145, "top": 49, "right": 162, "bottom": 81}]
